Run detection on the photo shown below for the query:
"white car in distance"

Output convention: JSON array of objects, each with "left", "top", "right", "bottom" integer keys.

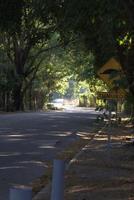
[{"left": 48, "top": 98, "right": 64, "bottom": 110}]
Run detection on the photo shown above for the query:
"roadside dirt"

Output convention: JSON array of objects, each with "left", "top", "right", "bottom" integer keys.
[{"left": 64, "top": 124, "right": 134, "bottom": 200}]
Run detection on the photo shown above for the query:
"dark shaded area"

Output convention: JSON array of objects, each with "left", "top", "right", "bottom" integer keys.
[{"left": 0, "top": 108, "right": 97, "bottom": 200}]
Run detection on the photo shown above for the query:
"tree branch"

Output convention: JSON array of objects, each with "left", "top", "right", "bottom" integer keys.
[
  {"left": 23, "top": 57, "right": 45, "bottom": 94},
  {"left": 24, "top": 43, "right": 62, "bottom": 76}
]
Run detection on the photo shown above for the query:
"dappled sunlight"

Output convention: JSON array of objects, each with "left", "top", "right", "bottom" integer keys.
[
  {"left": 19, "top": 160, "right": 47, "bottom": 167},
  {"left": 0, "top": 134, "right": 35, "bottom": 144},
  {"left": 54, "top": 133, "right": 70, "bottom": 137},
  {"left": 68, "top": 185, "right": 94, "bottom": 193},
  {"left": 39, "top": 145, "right": 56, "bottom": 149},
  {"left": 66, "top": 184, "right": 134, "bottom": 199},
  {"left": 0, "top": 152, "right": 22, "bottom": 157},
  {"left": 77, "top": 132, "right": 91, "bottom": 140},
  {"left": 0, "top": 110, "right": 97, "bottom": 199},
  {"left": 42, "top": 131, "right": 72, "bottom": 137},
  {"left": 94, "top": 134, "right": 108, "bottom": 141},
  {"left": 0, "top": 166, "right": 26, "bottom": 170},
  {"left": 112, "top": 134, "right": 134, "bottom": 143},
  {"left": 6, "top": 138, "right": 25, "bottom": 142},
  {"left": 34, "top": 130, "right": 86, "bottom": 139},
  {"left": 92, "top": 131, "right": 134, "bottom": 145},
  {"left": 0, "top": 134, "right": 24, "bottom": 138},
  {"left": 0, "top": 133, "right": 36, "bottom": 143}
]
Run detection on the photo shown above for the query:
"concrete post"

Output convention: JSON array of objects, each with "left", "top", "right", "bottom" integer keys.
[
  {"left": 9, "top": 186, "right": 32, "bottom": 200},
  {"left": 51, "top": 159, "right": 65, "bottom": 200}
]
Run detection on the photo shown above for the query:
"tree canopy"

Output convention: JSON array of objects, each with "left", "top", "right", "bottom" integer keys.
[
  {"left": 57, "top": 0, "right": 134, "bottom": 96},
  {"left": 0, "top": 0, "right": 134, "bottom": 112}
]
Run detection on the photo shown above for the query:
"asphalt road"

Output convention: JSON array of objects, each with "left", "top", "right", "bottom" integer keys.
[{"left": 0, "top": 107, "right": 97, "bottom": 200}]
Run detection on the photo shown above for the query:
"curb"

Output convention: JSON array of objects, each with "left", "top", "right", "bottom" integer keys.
[
  {"left": 33, "top": 183, "right": 51, "bottom": 200},
  {"left": 32, "top": 124, "right": 105, "bottom": 200}
]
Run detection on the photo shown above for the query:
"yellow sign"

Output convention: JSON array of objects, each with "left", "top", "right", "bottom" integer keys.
[
  {"left": 97, "top": 89, "right": 126, "bottom": 100},
  {"left": 97, "top": 58, "right": 123, "bottom": 86}
]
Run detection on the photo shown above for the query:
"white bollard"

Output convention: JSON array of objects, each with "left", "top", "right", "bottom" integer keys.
[
  {"left": 9, "top": 186, "right": 32, "bottom": 200},
  {"left": 51, "top": 159, "right": 65, "bottom": 200}
]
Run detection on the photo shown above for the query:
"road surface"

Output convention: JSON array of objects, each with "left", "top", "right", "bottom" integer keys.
[{"left": 0, "top": 107, "right": 97, "bottom": 200}]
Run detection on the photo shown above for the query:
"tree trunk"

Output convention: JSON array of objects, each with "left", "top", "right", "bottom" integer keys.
[
  {"left": 2, "top": 91, "right": 6, "bottom": 111},
  {"left": 29, "top": 84, "right": 33, "bottom": 110},
  {"left": 13, "top": 82, "right": 24, "bottom": 111},
  {"left": 6, "top": 91, "right": 10, "bottom": 112},
  {"left": 13, "top": 46, "right": 26, "bottom": 111}
]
